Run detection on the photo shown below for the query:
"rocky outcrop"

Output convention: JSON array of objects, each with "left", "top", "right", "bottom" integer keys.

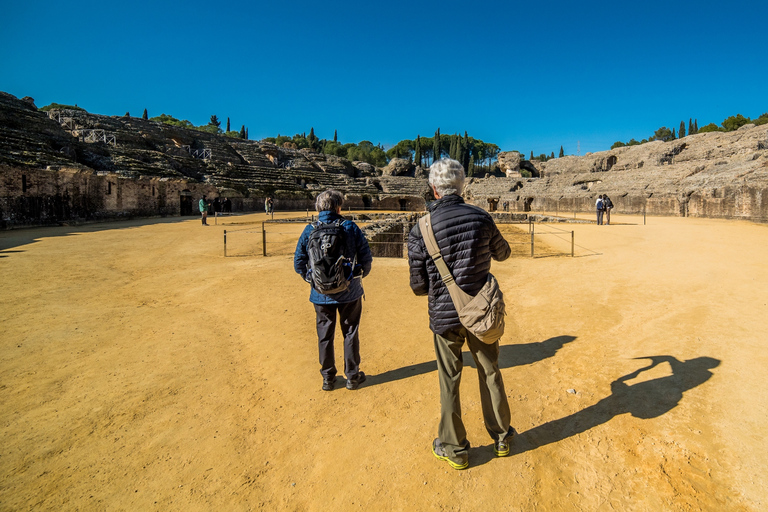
[
  {"left": 381, "top": 158, "right": 414, "bottom": 177},
  {"left": 488, "top": 125, "right": 768, "bottom": 221},
  {"left": 498, "top": 151, "right": 522, "bottom": 177},
  {"left": 0, "top": 92, "right": 423, "bottom": 227}
]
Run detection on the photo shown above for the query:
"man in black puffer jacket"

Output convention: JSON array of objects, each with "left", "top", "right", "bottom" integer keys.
[{"left": 408, "top": 158, "right": 515, "bottom": 470}]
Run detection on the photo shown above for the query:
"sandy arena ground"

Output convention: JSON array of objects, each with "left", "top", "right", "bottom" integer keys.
[{"left": 1, "top": 210, "right": 766, "bottom": 511}]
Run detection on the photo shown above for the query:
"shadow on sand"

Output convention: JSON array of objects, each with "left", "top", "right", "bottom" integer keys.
[
  {"left": 367, "top": 335, "right": 577, "bottom": 386},
  {"left": 469, "top": 355, "right": 720, "bottom": 466}
]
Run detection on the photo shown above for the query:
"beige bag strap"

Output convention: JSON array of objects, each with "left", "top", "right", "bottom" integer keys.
[{"left": 418, "top": 214, "right": 471, "bottom": 310}]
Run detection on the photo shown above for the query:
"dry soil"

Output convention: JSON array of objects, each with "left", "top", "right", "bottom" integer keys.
[{"left": 1, "top": 211, "right": 766, "bottom": 511}]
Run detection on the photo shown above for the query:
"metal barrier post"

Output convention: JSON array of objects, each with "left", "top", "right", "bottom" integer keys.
[
  {"left": 644, "top": 206, "right": 646, "bottom": 225},
  {"left": 224, "top": 230, "right": 227, "bottom": 257},
  {"left": 531, "top": 232, "right": 535, "bottom": 258},
  {"left": 571, "top": 231, "right": 574, "bottom": 257},
  {"left": 262, "top": 222, "right": 267, "bottom": 257}
]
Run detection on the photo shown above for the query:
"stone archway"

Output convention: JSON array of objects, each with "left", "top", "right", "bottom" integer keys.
[{"left": 179, "top": 190, "right": 193, "bottom": 216}]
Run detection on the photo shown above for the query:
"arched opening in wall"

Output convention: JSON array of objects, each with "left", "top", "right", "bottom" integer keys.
[
  {"left": 107, "top": 182, "right": 112, "bottom": 195},
  {"left": 22, "top": 175, "right": 27, "bottom": 193},
  {"left": 362, "top": 195, "right": 372, "bottom": 208},
  {"left": 398, "top": 199, "right": 407, "bottom": 211},
  {"left": 487, "top": 198, "right": 499, "bottom": 212},
  {"left": 524, "top": 197, "right": 534, "bottom": 212},
  {"left": 179, "top": 190, "right": 193, "bottom": 216},
  {"left": 606, "top": 155, "right": 618, "bottom": 171},
  {"left": 510, "top": 181, "right": 523, "bottom": 192}
]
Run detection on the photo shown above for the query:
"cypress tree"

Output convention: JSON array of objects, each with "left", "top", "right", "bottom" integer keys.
[
  {"left": 694, "top": 119, "right": 698, "bottom": 133},
  {"left": 333, "top": 129, "right": 337, "bottom": 143},
  {"left": 559, "top": 145, "right": 564, "bottom": 158},
  {"left": 530, "top": 150, "right": 534, "bottom": 160},
  {"left": 142, "top": 108, "right": 148, "bottom": 120},
  {"left": 433, "top": 128, "right": 441, "bottom": 163},
  {"left": 463, "top": 131, "right": 470, "bottom": 170},
  {"left": 689, "top": 118, "right": 694, "bottom": 136},
  {"left": 679, "top": 120, "right": 686, "bottom": 138},
  {"left": 415, "top": 135, "right": 422, "bottom": 167},
  {"left": 550, "top": 152, "right": 555, "bottom": 159},
  {"left": 245, "top": 127, "right": 248, "bottom": 140},
  {"left": 240, "top": 125, "right": 246, "bottom": 138},
  {"left": 672, "top": 127, "right": 676, "bottom": 139},
  {"left": 227, "top": 117, "right": 230, "bottom": 132}
]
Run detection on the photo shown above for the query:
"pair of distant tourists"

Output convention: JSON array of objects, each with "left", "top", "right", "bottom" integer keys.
[
  {"left": 293, "top": 159, "right": 514, "bottom": 470},
  {"left": 596, "top": 194, "right": 613, "bottom": 225}
]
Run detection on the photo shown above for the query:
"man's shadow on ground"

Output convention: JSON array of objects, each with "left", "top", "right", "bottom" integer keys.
[
  {"left": 367, "top": 335, "right": 577, "bottom": 386},
  {"left": 469, "top": 355, "right": 720, "bottom": 466}
]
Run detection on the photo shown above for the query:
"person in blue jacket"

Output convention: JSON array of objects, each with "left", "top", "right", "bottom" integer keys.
[{"left": 294, "top": 190, "right": 373, "bottom": 391}]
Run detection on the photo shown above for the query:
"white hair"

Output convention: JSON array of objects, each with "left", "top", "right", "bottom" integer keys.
[
  {"left": 429, "top": 158, "right": 465, "bottom": 197},
  {"left": 315, "top": 189, "right": 344, "bottom": 212}
]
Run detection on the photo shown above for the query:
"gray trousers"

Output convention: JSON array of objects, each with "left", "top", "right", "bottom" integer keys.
[
  {"left": 433, "top": 327, "right": 511, "bottom": 464},
  {"left": 314, "top": 299, "right": 362, "bottom": 380}
]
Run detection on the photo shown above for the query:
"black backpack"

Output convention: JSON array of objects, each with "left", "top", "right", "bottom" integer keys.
[{"left": 307, "top": 219, "right": 352, "bottom": 294}]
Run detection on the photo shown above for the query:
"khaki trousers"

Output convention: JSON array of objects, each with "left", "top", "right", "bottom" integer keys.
[{"left": 433, "top": 328, "right": 511, "bottom": 464}]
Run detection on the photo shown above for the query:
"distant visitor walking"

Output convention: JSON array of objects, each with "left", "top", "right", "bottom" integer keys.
[
  {"left": 604, "top": 195, "right": 613, "bottom": 224},
  {"left": 294, "top": 190, "right": 373, "bottom": 392},
  {"left": 408, "top": 159, "right": 514, "bottom": 470},
  {"left": 199, "top": 195, "right": 208, "bottom": 225},
  {"left": 596, "top": 195, "right": 605, "bottom": 225}
]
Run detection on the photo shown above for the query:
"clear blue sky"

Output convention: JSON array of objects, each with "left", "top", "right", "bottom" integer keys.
[{"left": 2, "top": 0, "right": 766, "bottom": 156}]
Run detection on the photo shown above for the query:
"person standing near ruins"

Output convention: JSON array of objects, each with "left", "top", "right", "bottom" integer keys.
[
  {"left": 596, "top": 195, "right": 605, "bottom": 225},
  {"left": 294, "top": 190, "right": 372, "bottom": 392},
  {"left": 604, "top": 195, "right": 614, "bottom": 224},
  {"left": 199, "top": 195, "right": 208, "bottom": 225},
  {"left": 407, "top": 158, "right": 514, "bottom": 470}
]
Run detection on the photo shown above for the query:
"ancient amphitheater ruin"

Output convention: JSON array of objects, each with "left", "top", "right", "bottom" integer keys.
[{"left": 1, "top": 91, "right": 767, "bottom": 229}]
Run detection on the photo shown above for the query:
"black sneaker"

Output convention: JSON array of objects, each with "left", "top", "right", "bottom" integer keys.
[
  {"left": 345, "top": 371, "right": 366, "bottom": 390},
  {"left": 432, "top": 438, "right": 469, "bottom": 470},
  {"left": 494, "top": 427, "right": 516, "bottom": 457},
  {"left": 322, "top": 378, "right": 335, "bottom": 391}
]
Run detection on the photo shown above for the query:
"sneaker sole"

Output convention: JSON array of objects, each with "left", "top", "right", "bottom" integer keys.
[
  {"left": 432, "top": 446, "right": 469, "bottom": 470},
  {"left": 493, "top": 445, "right": 510, "bottom": 457}
]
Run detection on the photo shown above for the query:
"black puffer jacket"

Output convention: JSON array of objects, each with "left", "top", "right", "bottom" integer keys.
[{"left": 408, "top": 194, "right": 511, "bottom": 335}]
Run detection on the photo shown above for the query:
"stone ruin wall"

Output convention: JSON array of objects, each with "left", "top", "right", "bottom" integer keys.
[
  {"left": 486, "top": 124, "right": 768, "bottom": 223},
  {"left": 2, "top": 90, "right": 768, "bottom": 228}
]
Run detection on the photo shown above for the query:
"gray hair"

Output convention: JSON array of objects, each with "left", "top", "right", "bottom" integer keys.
[
  {"left": 315, "top": 189, "right": 344, "bottom": 212},
  {"left": 429, "top": 158, "right": 465, "bottom": 197}
]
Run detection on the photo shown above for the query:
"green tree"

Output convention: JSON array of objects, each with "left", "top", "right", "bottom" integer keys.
[
  {"left": 240, "top": 125, "right": 246, "bottom": 138},
  {"left": 689, "top": 118, "right": 694, "bottom": 136},
  {"left": 559, "top": 145, "right": 564, "bottom": 157},
  {"left": 679, "top": 120, "right": 686, "bottom": 138},
  {"left": 755, "top": 113, "right": 768, "bottom": 126},
  {"left": 433, "top": 128, "right": 441, "bottom": 164},
  {"left": 698, "top": 123, "right": 722, "bottom": 133},
  {"left": 530, "top": 150, "right": 534, "bottom": 160},
  {"left": 39, "top": 103, "right": 86, "bottom": 112},
  {"left": 694, "top": 119, "right": 698, "bottom": 133},
  {"left": 226, "top": 117, "right": 230, "bottom": 132},
  {"left": 415, "top": 135, "right": 422, "bottom": 167},
  {"left": 653, "top": 127, "right": 673, "bottom": 142},
  {"left": 722, "top": 114, "right": 750, "bottom": 131},
  {"left": 611, "top": 141, "right": 626, "bottom": 149},
  {"left": 209, "top": 115, "right": 221, "bottom": 128},
  {"left": 142, "top": 108, "right": 148, "bottom": 120},
  {"left": 333, "top": 129, "right": 338, "bottom": 142},
  {"left": 150, "top": 113, "right": 194, "bottom": 128}
]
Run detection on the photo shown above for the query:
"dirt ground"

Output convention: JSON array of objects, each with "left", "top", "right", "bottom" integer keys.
[{"left": 1, "top": 210, "right": 766, "bottom": 511}]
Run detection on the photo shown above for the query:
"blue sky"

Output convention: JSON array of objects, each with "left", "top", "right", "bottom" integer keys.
[{"left": 2, "top": 0, "right": 766, "bottom": 156}]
